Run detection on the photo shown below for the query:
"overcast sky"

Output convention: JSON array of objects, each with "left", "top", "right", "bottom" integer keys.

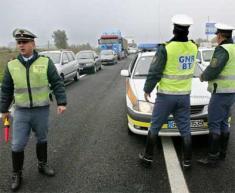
[{"left": 1, "top": 0, "right": 235, "bottom": 47}]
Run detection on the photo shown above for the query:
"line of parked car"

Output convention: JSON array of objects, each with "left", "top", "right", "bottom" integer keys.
[{"left": 39, "top": 49, "right": 119, "bottom": 82}]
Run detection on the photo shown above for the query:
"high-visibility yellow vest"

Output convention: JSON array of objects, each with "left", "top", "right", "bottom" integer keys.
[
  {"left": 208, "top": 44, "right": 235, "bottom": 93},
  {"left": 158, "top": 41, "right": 198, "bottom": 95},
  {"left": 8, "top": 56, "right": 50, "bottom": 108}
]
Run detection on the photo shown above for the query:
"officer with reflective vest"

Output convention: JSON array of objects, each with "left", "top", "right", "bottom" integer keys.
[
  {"left": 0, "top": 29, "right": 67, "bottom": 191},
  {"left": 139, "top": 14, "right": 198, "bottom": 169},
  {"left": 198, "top": 23, "right": 235, "bottom": 167}
]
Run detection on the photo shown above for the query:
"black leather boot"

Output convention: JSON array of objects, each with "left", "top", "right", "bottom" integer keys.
[
  {"left": 139, "top": 131, "right": 157, "bottom": 167},
  {"left": 181, "top": 135, "right": 192, "bottom": 170},
  {"left": 11, "top": 151, "right": 24, "bottom": 192},
  {"left": 197, "top": 133, "right": 220, "bottom": 167},
  {"left": 36, "top": 142, "right": 55, "bottom": 177},
  {"left": 219, "top": 132, "right": 230, "bottom": 160}
]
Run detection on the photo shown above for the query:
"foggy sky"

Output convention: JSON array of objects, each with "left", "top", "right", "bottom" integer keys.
[{"left": 1, "top": 0, "right": 235, "bottom": 47}]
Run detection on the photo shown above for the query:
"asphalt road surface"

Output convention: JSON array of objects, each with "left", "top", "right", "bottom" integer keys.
[{"left": 0, "top": 56, "right": 234, "bottom": 193}]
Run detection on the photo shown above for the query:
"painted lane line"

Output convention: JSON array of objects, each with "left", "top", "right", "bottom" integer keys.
[
  {"left": 80, "top": 74, "right": 86, "bottom": 78},
  {"left": 161, "top": 137, "right": 190, "bottom": 193}
]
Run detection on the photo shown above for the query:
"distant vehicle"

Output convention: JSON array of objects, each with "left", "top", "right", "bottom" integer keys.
[
  {"left": 39, "top": 50, "right": 79, "bottom": 82},
  {"left": 126, "top": 37, "right": 138, "bottom": 54},
  {"left": 98, "top": 30, "right": 128, "bottom": 59},
  {"left": 76, "top": 50, "right": 102, "bottom": 74},
  {"left": 120, "top": 50, "right": 211, "bottom": 136},
  {"left": 100, "top": 50, "right": 118, "bottom": 65},
  {"left": 197, "top": 47, "right": 215, "bottom": 70}
]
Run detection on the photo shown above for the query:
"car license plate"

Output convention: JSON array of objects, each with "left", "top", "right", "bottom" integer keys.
[{"left": 168, "top": 120, "right": 204, "bottom": 128}]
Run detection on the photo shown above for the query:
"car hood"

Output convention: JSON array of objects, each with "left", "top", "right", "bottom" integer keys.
[
  {"left": 77, "top": 58, "right": 94, "bottom": 63},
  {"left": 130, "top": 78, "right": 211, "bottom": 105},
  {"left": 100, "top": 55, "right": 114, "bottom": 60}
]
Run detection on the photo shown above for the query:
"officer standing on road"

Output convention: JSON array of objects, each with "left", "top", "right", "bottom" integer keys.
[
  {"left": 139, "top": 14, "right": 198, "bottom": 169},
  {"left": 0, "top": 29, "right": 67, "bottom": 191},
  {"left": 197, "top": 23, "right": 235, "bottom": 167}
]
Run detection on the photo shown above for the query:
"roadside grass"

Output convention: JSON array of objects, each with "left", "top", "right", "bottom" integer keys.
[{"left": 0, "top": 49, "right": 18, "bottom": 82}]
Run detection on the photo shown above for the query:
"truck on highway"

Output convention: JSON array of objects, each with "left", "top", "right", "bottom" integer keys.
[{"left": 98, "top": 30, "right": 128, "bottom": 60}]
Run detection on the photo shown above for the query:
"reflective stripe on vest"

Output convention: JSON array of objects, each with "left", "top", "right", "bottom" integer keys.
[
  {"left": 158, "top": 41, "right": 198, "bottom": 95},
  {"left": 8, "top": 57, "right": 50, "bottom": 108},
  {"left": 208, "top": 44, "right": 235, "bottom": 93}
]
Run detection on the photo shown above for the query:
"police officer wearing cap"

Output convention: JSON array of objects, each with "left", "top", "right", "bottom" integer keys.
[
  {"left": 0, "top": 29, "right": 67, "bottom": 191},
  {"left": 139, "top": 14, "right": 198, "bottom": 169},
  {"left": 197, "top": 23, "right": 235, "bottom": 167}
]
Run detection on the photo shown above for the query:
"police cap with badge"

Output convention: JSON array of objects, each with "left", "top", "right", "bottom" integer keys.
[
  {"left": 13, "top": 28, "right": 37, "bottom": 41},
  {"left": 171, "top": 14, "right": 194, "bottom": 36},
  {"left": 215, "top": 23, "right": 235, "bottom": 36}
]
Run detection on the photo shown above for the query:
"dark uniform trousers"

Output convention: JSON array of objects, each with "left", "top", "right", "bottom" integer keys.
[{"left": 150, "top": 93, "right": 191, "bottom": 136}]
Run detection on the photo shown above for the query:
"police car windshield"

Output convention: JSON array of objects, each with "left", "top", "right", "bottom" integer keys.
[
  {"left": 193, "top": 64, "right": 203, "bottom": 77},
  {"left": 41, "top": 53, "right": 61, "bottom": 64},
  {"left": 133, "top": 56, "right": 153, "bottom": 77},
  {"left": 202, "top": 50, "right": 214, "bottom": 62}
]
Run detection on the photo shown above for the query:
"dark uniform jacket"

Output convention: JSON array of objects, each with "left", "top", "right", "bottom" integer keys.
[
  {"left": 201, "top": 38, "right": 233, "bottom": 81},
  {"left": 0, "top": 51, "right": 67, "bottom": 113},
  {"left": 144, "top": 36, "right": 192, "bottom": 94}
]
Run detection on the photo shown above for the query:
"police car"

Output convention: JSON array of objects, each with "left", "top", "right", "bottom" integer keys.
[
  {"left": 121, "top": 44, "right": 210, "bottom": 136},
  {"left": 197, "top": 47, "right": 215, "bottom": 70}
]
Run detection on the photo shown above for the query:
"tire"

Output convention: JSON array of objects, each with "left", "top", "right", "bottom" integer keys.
[
  {"left": 92, "top": 65, "right": 97, "bottom": 74},
  {"left": 73, "top": 70, "right": 79, "bottom": 81}
]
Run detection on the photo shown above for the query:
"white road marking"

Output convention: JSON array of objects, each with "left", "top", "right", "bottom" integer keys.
[
  {"left": 161, "top": 137, "right": 190, "bottom": 193},
  {"left": 79, "top": 74, "right": 86, "bottom": 78}
]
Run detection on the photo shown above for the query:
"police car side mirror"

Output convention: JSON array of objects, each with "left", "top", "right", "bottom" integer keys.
[{"left": 120, "top": 69, "right": 130, "bottom": 77}]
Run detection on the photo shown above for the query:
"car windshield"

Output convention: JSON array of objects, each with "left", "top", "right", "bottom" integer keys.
[
  {"left": 133, "top": 56, "right": 153, "bottom": 77},
  {"left": 202, "top": 50, "right": 214, "bottom": 62},
  {"left": 101, "top": 50, "right": 113, "bottom": 55},
  {"left": 77, "top": 52, "right": 93, "bottom": 59},
  {"left": 41, "top": 52, "right": 61, "bottom": 64},
  {"left": 193, "top": 63, "right": 203, "bottom": 78}
]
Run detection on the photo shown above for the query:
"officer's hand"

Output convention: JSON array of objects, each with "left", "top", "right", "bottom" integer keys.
[
  {"left": 57, "top": 106, "right": 66, "bottom": 114},
  {"left": 2, "top": 112, "right": 10, "bottom": 122},
  {"left": 144, "top": 93, "right": 151, "bottom": 102}
]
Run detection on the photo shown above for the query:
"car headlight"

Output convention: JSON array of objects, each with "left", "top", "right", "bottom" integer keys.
[
  {"left": 202, "top": 105, "right": 208, "bottom": 114},
  {"left": 133, "top": 101, "right": 154, "bottom": 114}
]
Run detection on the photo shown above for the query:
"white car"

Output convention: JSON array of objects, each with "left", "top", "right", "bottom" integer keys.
[
  {"left": 39, "top": 50, "right": 79, "bottom": 82},
  {"left": 197, "top": 47, "right": 215, "bottom": 70},
  {"left": 121, "top": 51, "right": 211, "bottom": 136},
  {"left": 100, "top": 50, "right": 118, "bottom": 65}
]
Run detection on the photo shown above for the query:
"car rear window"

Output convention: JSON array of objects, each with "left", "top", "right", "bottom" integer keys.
[{"left": 41, "top": 52, "right": 61, "bottom": 64}]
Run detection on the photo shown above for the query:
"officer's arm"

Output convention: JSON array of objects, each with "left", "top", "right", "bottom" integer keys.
[
  {"left": 201, "top": 46, "right": 229, "bottom": 81},
  {"left": 0, "top": 65, "right": 14, "bottom": 113},
  {"left": 47, "top": 58, "right": 67, "bottom": 106},
  {"left": 144, "top": 45, "right": 167, "bottom": 94}
]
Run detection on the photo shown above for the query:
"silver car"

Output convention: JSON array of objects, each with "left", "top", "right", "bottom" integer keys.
[
  {"left": 100, "top": 50, "right": 118, "bottom": 65},
  {"left": 76, "top": 50, "right": 102, "bottom": 74},
  {"left": 39, "top": 50, "right": 79, "bottom": 82}
]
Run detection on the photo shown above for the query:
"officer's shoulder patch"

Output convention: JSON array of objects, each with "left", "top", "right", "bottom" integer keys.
[{"left": 210, "top": 58, "right": 218, "bottom": 68}]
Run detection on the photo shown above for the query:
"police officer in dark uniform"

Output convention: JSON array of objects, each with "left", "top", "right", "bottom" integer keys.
[
  {"left": 0, "top": 29, "right": 67, "bottom": 191},
  {"left": 139, "top": 14, "right": 198, "bottom": 169},
  {"left": 198, "top": 23, "right": 235, "bottom": 167}
]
